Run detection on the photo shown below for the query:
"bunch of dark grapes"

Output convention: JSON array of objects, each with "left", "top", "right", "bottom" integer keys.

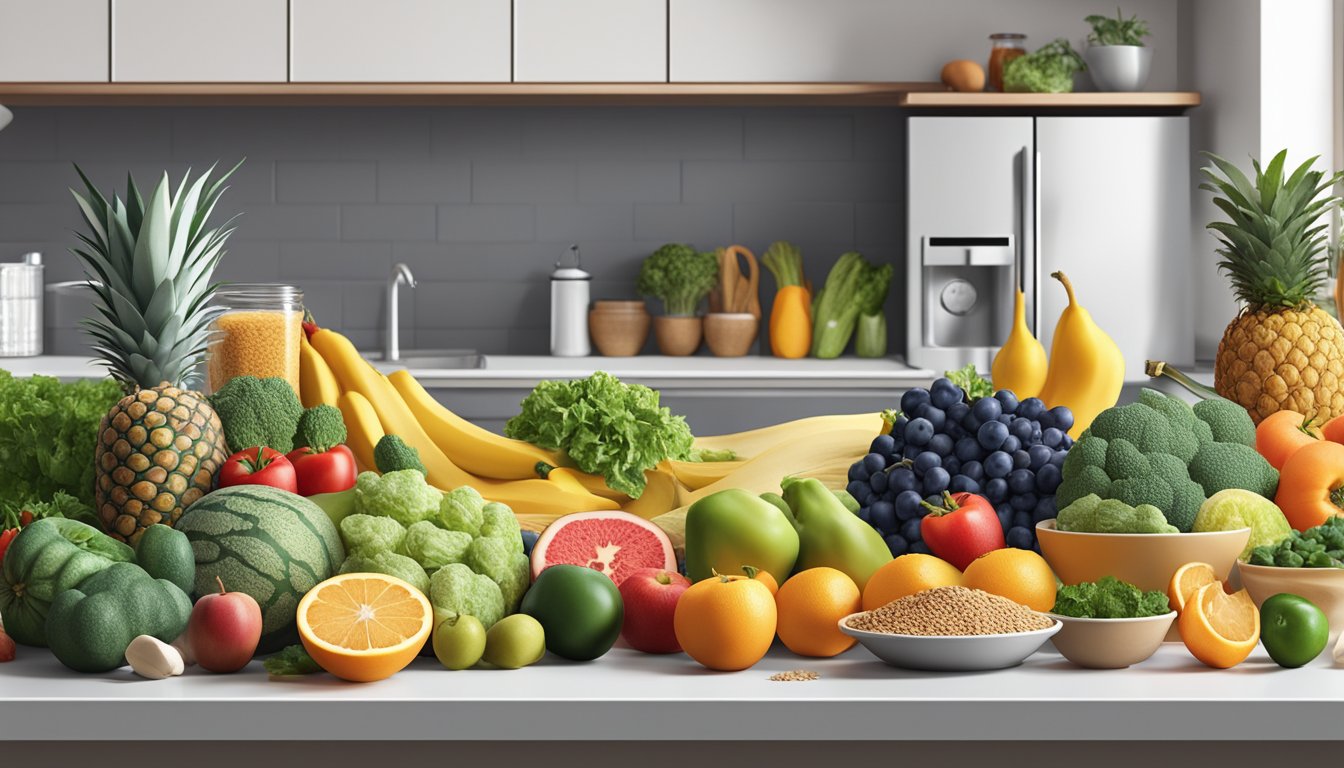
[{"left": 846, "top": 377, "right": 1074, "bottom": 558}]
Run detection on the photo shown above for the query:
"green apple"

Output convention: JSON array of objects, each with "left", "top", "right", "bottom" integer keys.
[
  {"left": 433, "top": 614, "right": 486, "bottom": 670},
  {"left": 482, "top": 614, "right": 546, "bottom": 669}
]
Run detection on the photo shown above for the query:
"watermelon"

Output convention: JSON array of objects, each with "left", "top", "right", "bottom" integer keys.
[
  {"left": 176, "top": 485, "right": 345, "bottom": 653},
  {"left": 530, "top": 511, "right": 676, "bottom": 586}
]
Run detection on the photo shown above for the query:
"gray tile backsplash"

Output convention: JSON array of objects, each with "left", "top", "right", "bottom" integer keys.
[{"left": 3, "top": 106, "right": 906, "bottom": 355}]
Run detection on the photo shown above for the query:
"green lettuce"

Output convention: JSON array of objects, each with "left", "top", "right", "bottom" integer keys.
[{"left": 1003, "top": 38, "right": 1085, "bottom": 94}]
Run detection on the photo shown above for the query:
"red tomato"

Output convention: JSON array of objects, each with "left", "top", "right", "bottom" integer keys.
[
  {"left": 285, "top": 444, "right": 358, "bottom": 496},
  {"left": 919, "top": 491, "right": 1006, "bottom": 571},
  {"left": 218, "top": 447, "right": 299, "bottom": 493},
  {"left": 0, "top": 528, "right": 18, "bottom": 567}
]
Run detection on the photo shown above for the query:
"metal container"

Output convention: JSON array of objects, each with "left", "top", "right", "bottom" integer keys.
[
  {"left": 0, "top": 252, "right": 43, "bottom": 357},
  {"left": 550, "top": 244, "right": 591, "bottom": 357}
]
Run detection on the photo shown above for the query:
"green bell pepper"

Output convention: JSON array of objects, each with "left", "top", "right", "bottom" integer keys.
[
  {"left": 46, "top": 561, "right": 192, "bottom": 673},
  {"left": 684, "top": 489, "right": 799, "bottom": 583},
  {"left": 782, "top": 477, "right": 892, "bottom": 590}
]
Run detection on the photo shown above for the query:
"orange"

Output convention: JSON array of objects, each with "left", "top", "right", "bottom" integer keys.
[
  {"left": 674, "top": 573, "right": 777, "bottom": 671},
  {"left": 961, "top": 548, "right": 1057, "bottom": 612},
  {"left": 741, "top": 565, "right": 779, "bottom": 595},
  {"left": 1178, "top": 582, "right": 1259, "bottom": 668},
  {"left": 775, "top": 567, "right": 862, "bottom": 658},
  {"left": 862, "top": 554, "right": 963, "bottom": 611},
  {"left": 297, "top": 572, "right": 433, "bottom": 682},
  {"left": 1168, "top": 561, "right": 1217, "bottom": 614}
]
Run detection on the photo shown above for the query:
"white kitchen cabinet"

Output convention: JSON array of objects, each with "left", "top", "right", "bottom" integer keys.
[
  {"left": 514, "top": 0, "right": 666, "bottom": 83},
  {"left": 0, "top": 0, "right": 108, "bottom": 82},
  {"left": 291, "top": 0, "right": 510, "bottom": 83},
  {"left": 112, "top": 0, "right": 287, "bottom": 82}
]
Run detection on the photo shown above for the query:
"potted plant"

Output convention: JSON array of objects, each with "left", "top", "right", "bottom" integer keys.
[
  {"left": 1084, "top": 8, "right": 1152, "bottom": 92},
  {"left": 1002, "top": 38, "right": 1086, "bottom": 94},
  {"left": 637, "top": 243, "right": 718, "bottom": 356}
]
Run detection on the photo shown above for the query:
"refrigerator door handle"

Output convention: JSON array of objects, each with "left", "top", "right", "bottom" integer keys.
[
  {"left": 1033, "top": 149, "right": 1042, "bottom": 334},
  {"left": 1017, "top": 145, "right": 1034, "bottom": 330}
]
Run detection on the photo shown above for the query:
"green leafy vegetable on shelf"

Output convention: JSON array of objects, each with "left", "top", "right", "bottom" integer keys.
[
  {"left": 1052, "top": 576, "right": 1171, "bottom": 619},
  {"left": 1003, "top": 38, "right": 1086, "bottom": 93},
  {"left": 945, "top": 364, "right": 994, "bottom": 401},
  {"left": 1086, "top": 7, "right": 1151, "bottom": 47},
  {"left": 810, "top": 253, "right": 894, "bottom": 359},
  {"left": 264, "top": 644, "right": 322, "bottom": 677},
  {"left": 636, "top": 243, "right": 719, "bottom": 316},
  {"left": 504, "top": 372, "right": 694, "bottom": 498}
]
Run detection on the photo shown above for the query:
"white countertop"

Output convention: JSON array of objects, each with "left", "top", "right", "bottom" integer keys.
[{"left": 1, "top": 642, "right": 1340, "bottom": 741}]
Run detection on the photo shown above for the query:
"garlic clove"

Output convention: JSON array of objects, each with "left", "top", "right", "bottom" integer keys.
[
  {"left": 171, "top": 631, "right": 196, "bottom": 667},
  {"left": 126, "top": 635, "right": 185, "bottom": 680}
]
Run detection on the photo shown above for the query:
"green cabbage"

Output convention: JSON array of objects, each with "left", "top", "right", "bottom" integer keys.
[{"left": 1003, "top": 38, "right": 1085, "bottom": 93}]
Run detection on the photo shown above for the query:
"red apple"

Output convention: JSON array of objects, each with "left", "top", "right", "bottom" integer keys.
[
  {"left": 188, "top": 576, "right": 262, "bottom": 673},
  {"left": 618, "top": 567, "right": 690, "bottom": 654}
]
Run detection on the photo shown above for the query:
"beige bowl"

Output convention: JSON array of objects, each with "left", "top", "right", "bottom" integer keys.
[
  {"left": 1036, "top": 520, "right": 1249, "bottom": 592},
  {"left": 653, "top": 315, "right": 703, "bottom": 356},
  {"left": 703, "top": 313, "right": 758, "bottom": 357},
  {"left": 1238, "top": 562, "right": 1344, "bottom": 642},
  {"left": 1048, "top": 611, "right": 1177, "bottom": 669}
]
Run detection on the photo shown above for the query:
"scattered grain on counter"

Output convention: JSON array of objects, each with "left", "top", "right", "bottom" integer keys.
[
  {"left": 769, "top": 670, "right": 819, "bottom": 682},
  {"left": 845, "top": 586, "right": 1054, "bottom": 636}
]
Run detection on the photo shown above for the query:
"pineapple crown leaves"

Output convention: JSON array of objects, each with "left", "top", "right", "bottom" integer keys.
[
  {"left": 69, "top": 161, "right": 243, "bottom": 390},
  {"left": 1201, "top": 149, "right": 1344, "bottom": 309}
]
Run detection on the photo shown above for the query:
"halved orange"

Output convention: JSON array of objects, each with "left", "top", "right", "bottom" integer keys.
[
  {"left": 1177, "top": 582, "right": 1259, "bottom": 669},
  {"left": 1167, "top": 561, "right": 1217, "bottom": 614},
  {"left": 297, "top": 572, "right": 433, "bottom": 682}
]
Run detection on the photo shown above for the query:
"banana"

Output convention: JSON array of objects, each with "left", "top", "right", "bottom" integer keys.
[
  {"left": 337, "top": 390, "right": 384, "bottom": 472},
  {"left": 666, "top": 458, "right": 746, "bottom": 491},
  {"left": 388, "top": 368, "right": 562, "bottom": 481},
  {"left": 546, "top": 467, "right": 631, "bottom": 504},
  {"left": 299, "top": 333, "right": 342, "bottom": 409},
  {"left": 991, "top": 288, "right": 1048, "bottom": 399},
  {"left": 312, "top": 328, "right": 618, "bottom": 515},
  {"left": 620, "top": 465, "right": 684, "bottom": 520},
  {"left": 1037, "top": 271, "right": 1125, "bottom": 438},
  {"left": 692, "top": 413, "right": 882, "bottom": 460}
]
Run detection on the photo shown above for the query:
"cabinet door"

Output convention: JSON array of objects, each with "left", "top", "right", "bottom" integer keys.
[
  {"left": 113, "top": 0, "right": 287, "bottom": 82},
  {"left": 0, "top": 0, "right": 108, "bottom": 82},
  {"left": 291, "top": 0, "right": 510, "bottom": 82},
  {"left": 1037, "top": 117, "right": 1193, "bottom": 379},
  {"left": 514, "top": 0, "right": 666, "bottom": 82}
]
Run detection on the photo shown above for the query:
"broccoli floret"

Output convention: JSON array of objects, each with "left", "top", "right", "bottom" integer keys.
[
  {"left": 439, "top": 486, "right": 486, "bottom": 536},
  {"left": 1057, "top": 494, "right": 1176, "bottom": 533},
  {"left": 1166, "top": 479, "right": 1206, "bottom": 532},
  {"left": 295, "top": 404, "right": 347, "bottom": 453},
  {"left": 354, "top": 469, "right": 443, "bottom": 527},
  {"left": 339, "top": 513, "right": 406, "bottom": 557},
  {"left": 1193, "top": 398, "right": 1256, "bottom": 446},
  {"left": 1188, "top": 441, "right": 1279, "bottom": 498},
  {"left": 1103, "top": 438, "right": 1152, "bottom": 481},
  {"left": 374, "top": 434, "right": 427, "bottom": 476},
  {"left": 429, "top": 562, "right": 506, "bottom": 629},
  {"left": 399, "top": 520, "right": 471, "bottom": 571},
  {"left": 208, "top": 375, "right": 304, "bottom": 453},
  {"left": 1052, "top": 576, "right": 1170, "bottom": 619},
  {"left": 1088, "top": 402, "right": 1172, "bottom": 454},
  {"left": 1275, "top": 548, "right": 1306, "bottom": 568},
  {"left": 463, "top": 537, "right": 530, "bottom": 613},
  {"left": 1106, "top": 475, "right": 1174, "bottom": 513},
  {"left": 1055, "top": 493, "right": 1102, "bottom": 531},
  {"left": 479, "top": 501, "right": 523, "bottom": 552},
  {"left": 339, "top": 550, "right": 430, "bottom": 595}
]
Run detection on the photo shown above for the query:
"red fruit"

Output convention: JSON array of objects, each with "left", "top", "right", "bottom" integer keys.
[
  {"left": 618, "top": 568, "right": 690, "bottom": 654},
  {"left": 0, "top": 628, "right": 15, "bottom": 662},
  {"left": 530, "top": 510, "right": 677, "bottom": 586},
  {"left": 218, "top": 447, "right": 299, "bottom": 493},
  {"left": 188, "top": 576, "right": 263, "bottom": 673}
]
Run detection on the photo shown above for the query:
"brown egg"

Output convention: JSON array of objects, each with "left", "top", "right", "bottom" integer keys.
[{"left": 941, "top": 59, "right": 987, "bottom": 92}]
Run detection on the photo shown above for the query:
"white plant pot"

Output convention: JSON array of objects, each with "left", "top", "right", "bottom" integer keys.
[{"left": 1085, "top": 45, "right": 1153, "bottom": 92}]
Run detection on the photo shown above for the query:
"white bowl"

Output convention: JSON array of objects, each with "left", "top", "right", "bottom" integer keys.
[
  {"left": 838, "top": 614, "right": 1061, "bottom": 671},
  {"left": 1048, "top": 611, "right": 1177, "bottom": 669}
]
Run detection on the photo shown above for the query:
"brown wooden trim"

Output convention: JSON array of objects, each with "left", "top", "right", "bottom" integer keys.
[{"left": 899, "top": 91, "right": 1202, "bottom": 108}]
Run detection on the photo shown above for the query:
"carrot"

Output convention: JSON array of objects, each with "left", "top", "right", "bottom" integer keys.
[
  {"left": 1274, "top": 440, "right": 1344, "bottom": 531},
  {"left": 770, "top": 285, "right": 812, "bottom": 359},
  {"left": 1255, "top": 409, "right": 1321, "bottom": 470}
]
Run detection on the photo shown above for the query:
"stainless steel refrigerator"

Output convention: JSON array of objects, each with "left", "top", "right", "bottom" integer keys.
[{"left": 905, "top": 116, "right": 1194, "bottom": 381}]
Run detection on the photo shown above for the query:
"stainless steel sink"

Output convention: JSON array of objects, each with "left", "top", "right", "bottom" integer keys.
[{"left": 363, "top": 349, "right": 484, "bottom": 371}]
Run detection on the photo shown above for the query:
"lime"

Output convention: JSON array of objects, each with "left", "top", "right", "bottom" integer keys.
[
  {"left": 1192, "top": 489, "right": 1292, "bottom": 560},
  {"left": 1260, "top": 593, "right": 1329, "bottom": 668},
  {"left": 520, "top": 565, "right": 623, "bottom": 661}
]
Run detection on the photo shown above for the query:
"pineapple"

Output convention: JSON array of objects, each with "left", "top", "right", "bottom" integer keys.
[
  {"left": 71, "top": 164, "right": 239, "bottom": 542},
  {"left": 1205, "top": 150, "right": 1344, "bottom": 424}
]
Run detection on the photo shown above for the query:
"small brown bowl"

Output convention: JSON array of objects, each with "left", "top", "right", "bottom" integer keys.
[
  {"left": 589, "top": 301, "right": 650, "bottom": 357},
  {"left": 1048, "top": 611, "right": 1177, "bottom": 669},
  {"left": 703, "top": 313, "right": 758, "bottom": 357},
  {"left": 1238, "top": 562, "right": 1344, "bottom": 643},
  {"left": 653, "top": 315, "right": 702, "bottom": 356}
]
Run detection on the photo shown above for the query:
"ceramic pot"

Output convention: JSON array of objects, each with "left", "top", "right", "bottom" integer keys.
[
  {"left": 703, "top": 313, "right": 758, "bottom": 357},
  {"left": 1085, "top": 45, "right": 1153, "bottom": 92},
  {"left": 589, "top": 301, "right": 650, "bottom": 356},
  {"left": 653, "top": 315, "right": 702, "bottom": 356}
]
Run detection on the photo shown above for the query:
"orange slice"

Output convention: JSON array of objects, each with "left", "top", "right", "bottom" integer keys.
[
  {"left": 1168, "top": 561, "right": 1217, "bottom": 614},
  {"left": 297, "top": 572, "right": 433, "bottom": 682},
  {"left": 1177, "top": 582, "right": 1259, "bottom": 669}
]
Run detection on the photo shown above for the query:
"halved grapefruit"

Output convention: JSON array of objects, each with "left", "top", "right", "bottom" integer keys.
[{"left": 531, "top": 510, "right": 677, "bottom": 586}]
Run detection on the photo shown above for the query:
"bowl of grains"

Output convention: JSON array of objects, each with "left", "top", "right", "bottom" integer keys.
[{"left": 838, "top": 586, "right": 1061, "bottom": 671}]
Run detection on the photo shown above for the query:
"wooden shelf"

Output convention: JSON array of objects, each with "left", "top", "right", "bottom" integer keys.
[{"left": 0, "top": 82, "right": 1200, "bottom": 109}]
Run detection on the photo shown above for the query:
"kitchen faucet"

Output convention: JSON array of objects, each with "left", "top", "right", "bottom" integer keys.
[{"left": 386, "top": 262, "right": 416, "bottom": 362}]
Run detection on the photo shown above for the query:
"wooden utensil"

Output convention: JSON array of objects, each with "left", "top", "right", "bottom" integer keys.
[
  {"left": 721, "top": 245, "right": 760, "bottom": 318},
  {"left": 718, "top": 247, "right": 739, "bottom": 313}
]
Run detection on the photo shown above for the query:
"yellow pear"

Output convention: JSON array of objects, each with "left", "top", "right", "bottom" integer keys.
[
  {"left": 991, "top": 289, "right": 1048, "bottom": 399},
  {"left": 1037, "top": 272, "right": 1125, "bottom": 437}
]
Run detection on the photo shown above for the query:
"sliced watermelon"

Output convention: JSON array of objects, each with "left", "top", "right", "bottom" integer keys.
[{"left": 530, "top": 511, "right": 676, "bottom": 586}]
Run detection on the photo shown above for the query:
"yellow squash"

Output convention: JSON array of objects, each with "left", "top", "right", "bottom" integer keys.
[
  {"left": 1036, "top": 272, "right": 1124, "bottom": 437},
  {"left": 991, "top": 288, "right": 1048, "bottom": 399}
]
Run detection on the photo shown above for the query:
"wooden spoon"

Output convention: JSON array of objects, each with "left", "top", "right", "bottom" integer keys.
[
  {"left": 723, "top": 245, "right": 760, "bottom": 319},
  {"left": 718, "top": 247, "right": 738, "bottom": 313}
]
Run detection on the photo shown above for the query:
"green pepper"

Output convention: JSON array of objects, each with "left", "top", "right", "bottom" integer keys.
[
  {"left": 684, "top": 489, "right": 799, "bottom": 583},
  {"left": 782, "top": 477, "right": 892, "bottom": 590},
  {"left": 46, "top": 561, "right": 192, "bottom": 673}
]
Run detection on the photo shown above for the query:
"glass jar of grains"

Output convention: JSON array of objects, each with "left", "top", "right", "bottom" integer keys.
[
  {"left": 206, "top": 284, "right": 304, "bottom": 396},
  {"left": 987, "top": 33, "right": 1027, "bottom": 92}
]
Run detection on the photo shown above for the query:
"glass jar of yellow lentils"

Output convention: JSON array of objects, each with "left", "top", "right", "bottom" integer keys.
[{"left": 206, "top": 284, "right": 305, "bottom": 396}]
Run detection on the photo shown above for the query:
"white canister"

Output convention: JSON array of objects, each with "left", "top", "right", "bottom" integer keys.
[
  {"left": 0, "top": 252, "right": 43, "bottom": 357},
  {"left": 550, "top": 245, "right": 591, "bottom": 357}
]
